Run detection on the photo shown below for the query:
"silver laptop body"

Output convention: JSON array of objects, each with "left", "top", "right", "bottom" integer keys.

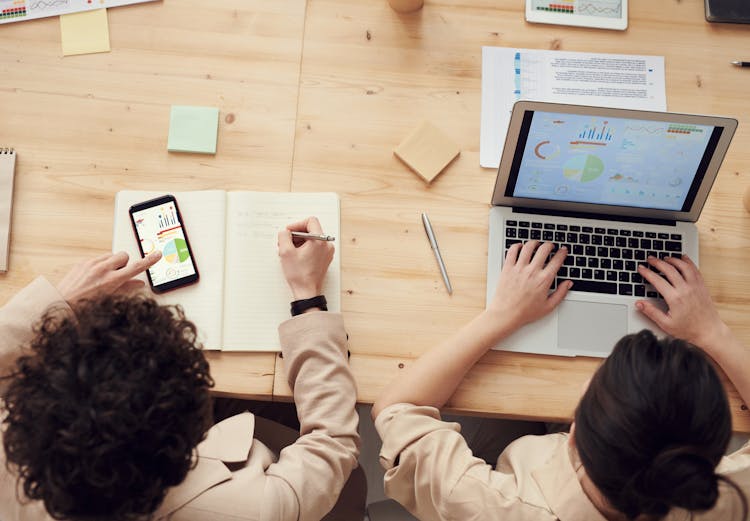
[{"left": 486, "top": 101, "right": 737, "bottom": 358}]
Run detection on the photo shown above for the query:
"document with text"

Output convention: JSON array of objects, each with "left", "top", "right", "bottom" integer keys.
[{"left": 480, "top": 47, "right": 666, "bottom": 169}]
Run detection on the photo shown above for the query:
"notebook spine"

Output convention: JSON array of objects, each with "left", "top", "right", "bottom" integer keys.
[{"left": 0, "top": 148, "right": 14, "bottom": 155}]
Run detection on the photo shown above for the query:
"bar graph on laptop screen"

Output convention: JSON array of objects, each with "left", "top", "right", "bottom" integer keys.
[
  {"left": 531, "top": 0, "right": 622, "bottom": 18},
  {"left": 511, "top": 111, "right": 719, "bottom": 211}
]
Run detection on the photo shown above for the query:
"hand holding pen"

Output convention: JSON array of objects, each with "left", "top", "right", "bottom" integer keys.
[{"left": 278, "top": 217, "right": 335, "bottom": 300}]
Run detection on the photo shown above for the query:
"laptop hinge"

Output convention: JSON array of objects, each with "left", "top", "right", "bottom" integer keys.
[{"left": 512, "top": 206, "right": 677, "bottom": 227}]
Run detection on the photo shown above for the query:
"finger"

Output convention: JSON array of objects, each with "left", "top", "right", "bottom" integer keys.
[
  {"left": 517, "top": 240, "right": 540, "bottom": 265},
  {"left": 119, "top": 251, "right": 162, "bottom": 279},
  {"left": 305, "top": 216, "right": 323, "bottom": 234},
  {"left": 664, "top": 255, "right": 701, "bottom": 283},
  {"left": 103, "top": 251, "right": 130, "bottom": 270},
  {"left": 277, "top": 229, "right": 295, "bottom": 254},
  {"left": 286, "top": 217, "right": 324, "bottom": 234},
  {"left": 647, "top": 256, "right": 684, "bottom": 288},
  {"left": 286, "top": 219, "right": 310, "bottom": 232},
  {"left": 637, "top": 263, "right": 675, "bottom": 298},
  {"left": 542, "top": 246, "right": 567, "bottom": 278},
  {"left": 503, "top": 242, "right": 523, "bottom": 267},
  {"left": 546, "top": 280, "right": 573, "bottom": 312},
  {"left": 663, "top": 256, "right": 697, "bottom": 284},
  {"left": 91, "top": 251, "right": 114, "bottom": 263},
  {"left": 635, "top": 299, "right": 671, "bottom": 332},
  {"left": 530, "top": 241, "right": 554, "bottom": 269}
]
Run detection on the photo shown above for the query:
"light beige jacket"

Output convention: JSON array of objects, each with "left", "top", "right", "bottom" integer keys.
[
  {"left": 0, "top": 277, "right": 360, "bottom": 521},
  {"left": 376, "top": 403, "right": 750, "bottom": 521}
]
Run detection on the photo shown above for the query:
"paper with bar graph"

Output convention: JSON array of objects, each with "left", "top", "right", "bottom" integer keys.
[
  {"left": 0, "top": 0, "right": 157, "bottom": 25},
  {"left": 480, "top": 46, "right": 666, "bottom": 168}
]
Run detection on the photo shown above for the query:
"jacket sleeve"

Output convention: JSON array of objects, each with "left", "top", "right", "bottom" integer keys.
[
  {"left": 264, "top": 311, "right": 360, "bottom": 521},
  {"left": 375, "top": 403, "right": 556, "bottom": 521},
  {"left": 0, "top": 277, "right": 69, "bottom": 381}
]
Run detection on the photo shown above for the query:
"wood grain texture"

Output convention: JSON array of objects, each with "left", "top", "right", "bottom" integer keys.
[
  {"left": 3, "top": 0, "right": 750, "bottom": 429},
  {"left": 0, "top": 0, "right": 308, "bottom": 396},
  {"left": 287, "top": 0, "right": 750, "bottom": 430}
]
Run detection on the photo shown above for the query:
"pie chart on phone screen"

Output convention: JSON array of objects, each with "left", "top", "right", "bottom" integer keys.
[{"left": 163, "top": 238, "right": 189, "bottom": 264}]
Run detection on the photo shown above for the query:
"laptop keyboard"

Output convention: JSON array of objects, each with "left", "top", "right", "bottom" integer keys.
[{"left": 504, "top": 219, "right": 683, "bottom": 298}]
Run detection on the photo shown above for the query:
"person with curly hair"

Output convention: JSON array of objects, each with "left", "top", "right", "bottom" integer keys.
[
  {"left": 0, "top": 216, "right": 362, "bottom": 521},
  {"left": 373, "top": 240, "right": 750, "bottom": 521}
]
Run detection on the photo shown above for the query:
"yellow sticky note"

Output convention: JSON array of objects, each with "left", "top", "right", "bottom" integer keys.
[{"left": 60, "top": 9, "right": 111, "bottom": 57}]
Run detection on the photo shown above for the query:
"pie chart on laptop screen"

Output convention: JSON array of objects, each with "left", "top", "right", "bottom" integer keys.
[{"left": 563, "top": 154, "right": 604, "bottom": 183}]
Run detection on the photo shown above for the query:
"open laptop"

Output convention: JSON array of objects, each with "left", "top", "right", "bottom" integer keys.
[{"left": 486, "top": 101, "right": 737, "bottom": 358}]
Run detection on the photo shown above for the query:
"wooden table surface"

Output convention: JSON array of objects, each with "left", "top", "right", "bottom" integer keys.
[{"left": 3, "top": 0, "right": 750, "bottom": 427}]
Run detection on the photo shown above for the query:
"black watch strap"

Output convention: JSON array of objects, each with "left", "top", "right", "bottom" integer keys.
[{"left": 290, "top": 295, "right": 327, "bottom": 316}]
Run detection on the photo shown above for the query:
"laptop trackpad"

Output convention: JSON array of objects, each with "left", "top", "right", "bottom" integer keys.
[{"left": 558, "top": 301, "right": 627, "bottom": 354}]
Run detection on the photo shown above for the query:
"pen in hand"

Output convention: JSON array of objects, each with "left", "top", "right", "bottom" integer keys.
[
  {"left": 291, "top": 231, "right": 336, "bottom": 242},
  {"left": 421, "top": 212, "right": 453, "bottom": 295}
]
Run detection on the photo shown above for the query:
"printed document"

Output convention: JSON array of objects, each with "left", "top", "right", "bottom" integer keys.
[{"left": 480, "top": 47, "right": 666, "bottom": 168}]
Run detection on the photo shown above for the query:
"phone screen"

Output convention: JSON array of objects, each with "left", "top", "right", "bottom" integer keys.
[{"left": 130, "top": 196, "right": 199, "bottom": 292}]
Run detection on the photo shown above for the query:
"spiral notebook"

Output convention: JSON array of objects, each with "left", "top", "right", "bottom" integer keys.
[{"left": 0, "top": 149, "right": 16, "bottom": 272}]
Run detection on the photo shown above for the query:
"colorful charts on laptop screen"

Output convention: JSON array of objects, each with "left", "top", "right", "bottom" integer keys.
[{"left": 512, "top": 111, "right": 716, "bottom": 211}]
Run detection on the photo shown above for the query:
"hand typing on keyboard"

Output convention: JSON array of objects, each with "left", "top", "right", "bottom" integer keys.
[
  {"left": 635, "top": 254, "right": 727, "bottom": 351},
  {"left": 504, "top": 219, "right": 683, "bottom": 299},
  {"left": 486, "top": 240, "right": 572, "bottom": 332}
]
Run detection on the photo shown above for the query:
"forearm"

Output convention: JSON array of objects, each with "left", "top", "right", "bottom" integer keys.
[
  {"left": 373, "top": 311, "right": 516, "bottom": 418},
  {"left": 703, "top": 324, "right": 750, "bottom": 409}
]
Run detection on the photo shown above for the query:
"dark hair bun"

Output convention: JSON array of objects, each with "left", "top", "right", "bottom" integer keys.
[
  {"left": 634, "top": 446, "right": 720, "bottom": 515},
  {"left": 572, "top": 332, "right": 745, "bottom": 520}
]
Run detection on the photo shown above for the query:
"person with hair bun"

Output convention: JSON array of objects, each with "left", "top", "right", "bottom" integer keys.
[{"left": 373, "top": 240, "right": 750, "bottom": 521}]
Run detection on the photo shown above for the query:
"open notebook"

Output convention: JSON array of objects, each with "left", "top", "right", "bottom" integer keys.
[{"left": 113, "top": 190, "right": 340, "bottom": 351}]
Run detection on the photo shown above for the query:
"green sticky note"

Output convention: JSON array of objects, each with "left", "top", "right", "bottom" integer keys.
[{"left": 167, "top": 106, "right": 220, "bottom": 155}]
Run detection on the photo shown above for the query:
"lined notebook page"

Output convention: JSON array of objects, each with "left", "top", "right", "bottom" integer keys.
[
  {"left": 112, "top": 190, "right": 227, "bottom": 349},
  {"left": 0, "top": 149, "right": 16, "bottom": 272},
  {"left": 222, "top": 192, "right": 340, "bottom": 351}
]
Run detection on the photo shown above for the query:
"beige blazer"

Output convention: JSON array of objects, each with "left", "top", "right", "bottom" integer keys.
[
  {"left": 376, "top": 403, "right": 750, "bottom": 521},
  {"left": 0, "top": 277, "right": 360, "bottom": 521}
]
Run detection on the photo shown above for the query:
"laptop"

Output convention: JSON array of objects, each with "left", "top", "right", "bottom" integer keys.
[{"left": 486, "top": 101, "right": 737, "bottom": 358}]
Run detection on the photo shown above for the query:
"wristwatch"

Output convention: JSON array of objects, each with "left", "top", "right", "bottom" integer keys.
[{"left": 290, "top": 295, "right": 328, "bottom": 316}]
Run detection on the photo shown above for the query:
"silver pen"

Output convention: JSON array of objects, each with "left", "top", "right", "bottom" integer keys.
[
  {"left": 291, "top": 231, "right": 336, "bottom": 242},
  {"left": 421, "top": 212, "right": 453, "bottom": 295}
]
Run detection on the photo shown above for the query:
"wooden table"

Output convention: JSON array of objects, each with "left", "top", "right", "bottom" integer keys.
[
  {"left": 3, "top": 0, "right": 750, "bottom": 428},
  {"left": 0, "top": 0, "right": 310, "bottom": 399}
]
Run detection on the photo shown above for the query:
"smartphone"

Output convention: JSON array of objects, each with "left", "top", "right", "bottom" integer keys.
[{"left": 129, "top": 195, "right": 199, "bottom": 293}]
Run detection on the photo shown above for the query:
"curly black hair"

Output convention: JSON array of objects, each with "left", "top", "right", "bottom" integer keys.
[{"left": 2, "top": 294, "right": 214, "bottom": 521}]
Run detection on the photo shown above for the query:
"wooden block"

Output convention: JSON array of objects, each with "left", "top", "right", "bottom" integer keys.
[{"left": 394, "top": 121, "right": 460, "bottom": 183}]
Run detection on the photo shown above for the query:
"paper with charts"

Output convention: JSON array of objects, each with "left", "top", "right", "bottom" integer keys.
[
  {"left": 0, "top": 0, "right": 157, "bottom": 24},
  {"left": 480, "top": 47, "right": 666, "bottom": 169}
]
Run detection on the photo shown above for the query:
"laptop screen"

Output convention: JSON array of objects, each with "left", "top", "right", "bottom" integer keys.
[{"left": 505, "top": 110, "right": 724, "bottom": 212}]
